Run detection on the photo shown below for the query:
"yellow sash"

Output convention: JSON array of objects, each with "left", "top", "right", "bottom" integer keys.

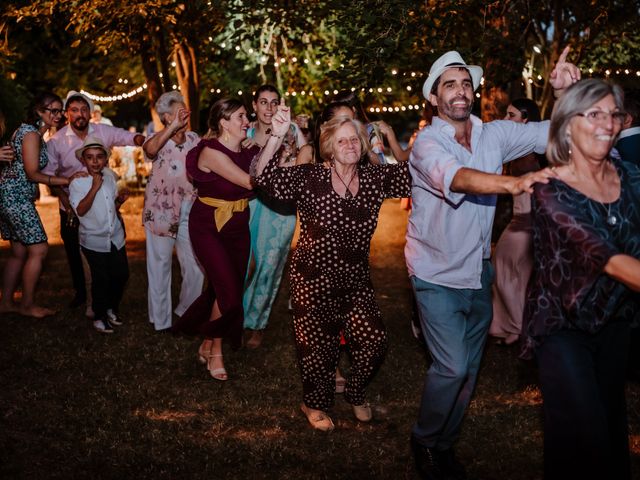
[{"left": 198, "top": 196, "right": 248, "bottom": 231}]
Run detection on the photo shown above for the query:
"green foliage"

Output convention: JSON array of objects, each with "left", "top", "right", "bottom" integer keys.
[
  {"left": 0, "top": 76, "right": 29, "bottom": 141},
  {"left": 1, "top": 0, "right": 639, "bottom": 123}
]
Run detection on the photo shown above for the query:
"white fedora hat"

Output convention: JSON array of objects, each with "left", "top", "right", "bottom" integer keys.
[
  {"left": 422, "top": 51, "right": 483, "bottom": 100},
  {"left": 63, "top": 90, "right": 95, "bottom": 113}
]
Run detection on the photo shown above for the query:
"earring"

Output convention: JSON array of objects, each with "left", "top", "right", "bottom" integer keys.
[
  {"left": 330, "top": 155, "right": 335, "bottom": 167},
  {"left": 224, "top": 130, "right": 230, "bottom": 142}
]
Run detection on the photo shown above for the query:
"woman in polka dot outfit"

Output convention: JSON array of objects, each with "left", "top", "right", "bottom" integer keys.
[{"left": 254, "top": 111, "right": 411, "bottom": 431}]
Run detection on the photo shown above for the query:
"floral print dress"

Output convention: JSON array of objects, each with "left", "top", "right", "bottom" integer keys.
[
  {"left": 142, "top": 131, "right": 199, "bottom": 237},
  {"left": 0, "top": 123, "right": 48, "bottom": 244}
]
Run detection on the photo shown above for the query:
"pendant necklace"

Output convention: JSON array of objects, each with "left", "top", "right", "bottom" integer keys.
[
  {"left": 333, "top": 167, "right": 357, "bottom": 199},
  {"left": 600, "top": 201, "right": 618, "bottom": 226}
]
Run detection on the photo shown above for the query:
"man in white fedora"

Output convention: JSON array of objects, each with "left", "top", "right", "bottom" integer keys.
[{"left": 406, "top": 48, "right": 580, "bottom": 479}]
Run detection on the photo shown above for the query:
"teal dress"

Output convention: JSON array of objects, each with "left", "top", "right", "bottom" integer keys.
[{"left": 243, "top": 125, "right": 301, "bottom": 330}]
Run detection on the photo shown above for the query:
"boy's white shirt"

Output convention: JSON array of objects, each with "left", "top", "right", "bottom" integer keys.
[{"left": 69, "top": 168, "right": 126, "bottom": 252}]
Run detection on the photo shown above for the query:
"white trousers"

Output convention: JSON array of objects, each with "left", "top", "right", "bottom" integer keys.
[{"left": 145, "top": 200, "right": 204, "bottom": 331}]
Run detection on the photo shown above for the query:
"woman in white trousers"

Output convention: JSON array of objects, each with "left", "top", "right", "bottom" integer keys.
[{"left": 142, "top": 92, "right": 204, "bottom": 331}]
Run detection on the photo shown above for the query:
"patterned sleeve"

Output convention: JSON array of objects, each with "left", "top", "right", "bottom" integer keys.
[
  {"left": 532, "top": 182, "right": 619, "bottom": 313},
  {"left": 380, "top": 162, "right": 412, "bottom": 198},
  {"left": 253, "top": 151, "right": 308, "bottom": 202}
]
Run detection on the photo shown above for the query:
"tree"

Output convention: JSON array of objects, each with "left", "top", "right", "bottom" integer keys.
[{"left": 6, "top": 0, "right": 227, "bottom": 131}]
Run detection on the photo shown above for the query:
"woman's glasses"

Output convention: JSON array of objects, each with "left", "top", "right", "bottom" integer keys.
[
  {"left": 43, "top": 107, "right": 64, "bottom": 116},
  {"left": 577, "top": 110, "right": 626, "bottom": 126}
]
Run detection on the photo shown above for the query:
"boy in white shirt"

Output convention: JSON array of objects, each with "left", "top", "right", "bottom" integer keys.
[{"left": 69, "top": 137, "right": 129, "bottom": 333}]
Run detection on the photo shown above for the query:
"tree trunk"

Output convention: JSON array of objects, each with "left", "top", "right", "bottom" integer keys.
[
  {"left": 140, "top": 48, "right": 164, "bottom": 133},
  {"left": 174, "top": 41, "right": 200, "bottom": 132},
  {"left": 157, "top": 30, "right": 173, "bottom": 93}
]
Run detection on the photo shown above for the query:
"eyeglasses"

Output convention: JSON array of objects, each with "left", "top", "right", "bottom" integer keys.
[
  {"left": 44, "top": 107, "right": 63, "bottom": 116},
  {"left": 576, "top": 110, "right": 626, "bottom": 126}
]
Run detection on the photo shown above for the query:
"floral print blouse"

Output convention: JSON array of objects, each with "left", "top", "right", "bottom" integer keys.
[
  {"left": 142, "top": 131, "right": 199, "bottom": 237},
  {"left": 521, "top": 156, "right": 640, "bottom": 359}
]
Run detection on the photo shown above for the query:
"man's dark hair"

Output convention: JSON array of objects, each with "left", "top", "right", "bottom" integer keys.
[
  {"left": 430, "top": 65, "right": 473, "bottom": 96},
  {"left": 65, "top": 95, "right": 91, "bottom": 111},
  {"left": 623, "top": 91, "right": 640, "bottom": 127}
]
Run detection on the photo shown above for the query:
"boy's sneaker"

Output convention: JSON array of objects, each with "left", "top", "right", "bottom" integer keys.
[
  {"left": 106, "top": 309, "right": 123, "bottom": 326},
  {"left": 93, "top": 319, "right": 114, "bottom": 334}
]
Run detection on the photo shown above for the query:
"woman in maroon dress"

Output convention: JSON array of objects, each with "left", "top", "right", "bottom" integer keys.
[{"left": 173, "top": 98, "right": 268, "bottom": 381}]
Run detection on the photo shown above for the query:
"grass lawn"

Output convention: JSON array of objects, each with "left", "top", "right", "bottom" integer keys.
[{"left": 1, "top": 194, "right": 639, "bottom": 479}]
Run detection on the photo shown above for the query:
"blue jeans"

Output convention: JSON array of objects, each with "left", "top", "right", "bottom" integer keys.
[
  {"left": 411, "top": 261, "right": 493, "bottom": 450},
  {"left": 536, "top": 322, "right": 630, "bottom": 480}
]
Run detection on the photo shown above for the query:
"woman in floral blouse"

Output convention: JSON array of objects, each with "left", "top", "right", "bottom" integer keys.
[
  {"left": 142, "top": 92, "right": 204, "bottom": 332},
  {"left": 522, "top": 79, "right": 640, "bottom": 480}
]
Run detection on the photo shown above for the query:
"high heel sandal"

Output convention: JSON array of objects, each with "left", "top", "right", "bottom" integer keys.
[
  {"left": 197, "top": 344, "right": 211, "bottom": 364},
  {"left": 207, "top": 354, "right": 228, "bottom": 381}
]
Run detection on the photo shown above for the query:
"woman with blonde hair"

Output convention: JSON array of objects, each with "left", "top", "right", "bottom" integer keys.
[{"left": 254, "top": 111, "right": 411, "bottom": 431}]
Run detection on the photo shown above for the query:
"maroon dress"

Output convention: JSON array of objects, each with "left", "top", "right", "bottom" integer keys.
[{"left": 172, "top": 138, "right": 259, "bottom": 349}]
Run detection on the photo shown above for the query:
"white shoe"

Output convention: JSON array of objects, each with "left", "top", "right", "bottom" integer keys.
[
  {"left": 93, "top": 319, "right": 114, "bottom": 334},
  {"left": 106, "top": 309, "right": 123, "bottom": 326}
]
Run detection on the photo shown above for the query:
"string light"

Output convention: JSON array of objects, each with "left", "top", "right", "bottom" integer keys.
[
  {"left": 81, "top": 84, "right": 147, "bottom": 103},
  {"left": 368, "top": 103, "right": 423, "bottom": 113}
]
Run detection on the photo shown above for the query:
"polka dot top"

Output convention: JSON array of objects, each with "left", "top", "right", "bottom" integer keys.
[{"left": 255, "top": 156, "right": 411, "bottom": 288}]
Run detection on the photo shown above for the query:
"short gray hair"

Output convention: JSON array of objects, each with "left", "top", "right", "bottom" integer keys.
[
  {"left": 547, "top": 78, "right": 624, "bottom": 166},
  {"left": 155, "top": 91, "right": 185, "bottom": 116}
]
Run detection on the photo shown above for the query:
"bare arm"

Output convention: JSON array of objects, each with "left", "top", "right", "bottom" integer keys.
[
  {"left": 604, "top": 254, "right": 640, "bottom": 292},
  {"left": 254, "top": 98, "right": 291, "bottom": 177},
  {"left": 198, "top": 148, "right": 253, "bottom": 190},
  {"left": 295, "top": 144, "right": 314, "bottom": 166},
  {"left": 294, "top": 124, "right": 307, "bottom": 147},
  {"left": 22, "top": 132, "right": 69, "bottom": 186},
  {"left": 143, "top": 108, "right": 189, "bottom": 159},
  {"left": 75, "top": 174, "right": 103, "bottom": 217},
  {"left": 378, "top": 121, "right": 410, "bottom": 162},
  {"left": 451, "top": 167, "right": 557, "bottom": 196}
]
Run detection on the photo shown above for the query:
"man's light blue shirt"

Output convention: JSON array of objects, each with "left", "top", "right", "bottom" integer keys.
[{"left": 405, "top": 114, "right": 549, "bottom": 289}]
